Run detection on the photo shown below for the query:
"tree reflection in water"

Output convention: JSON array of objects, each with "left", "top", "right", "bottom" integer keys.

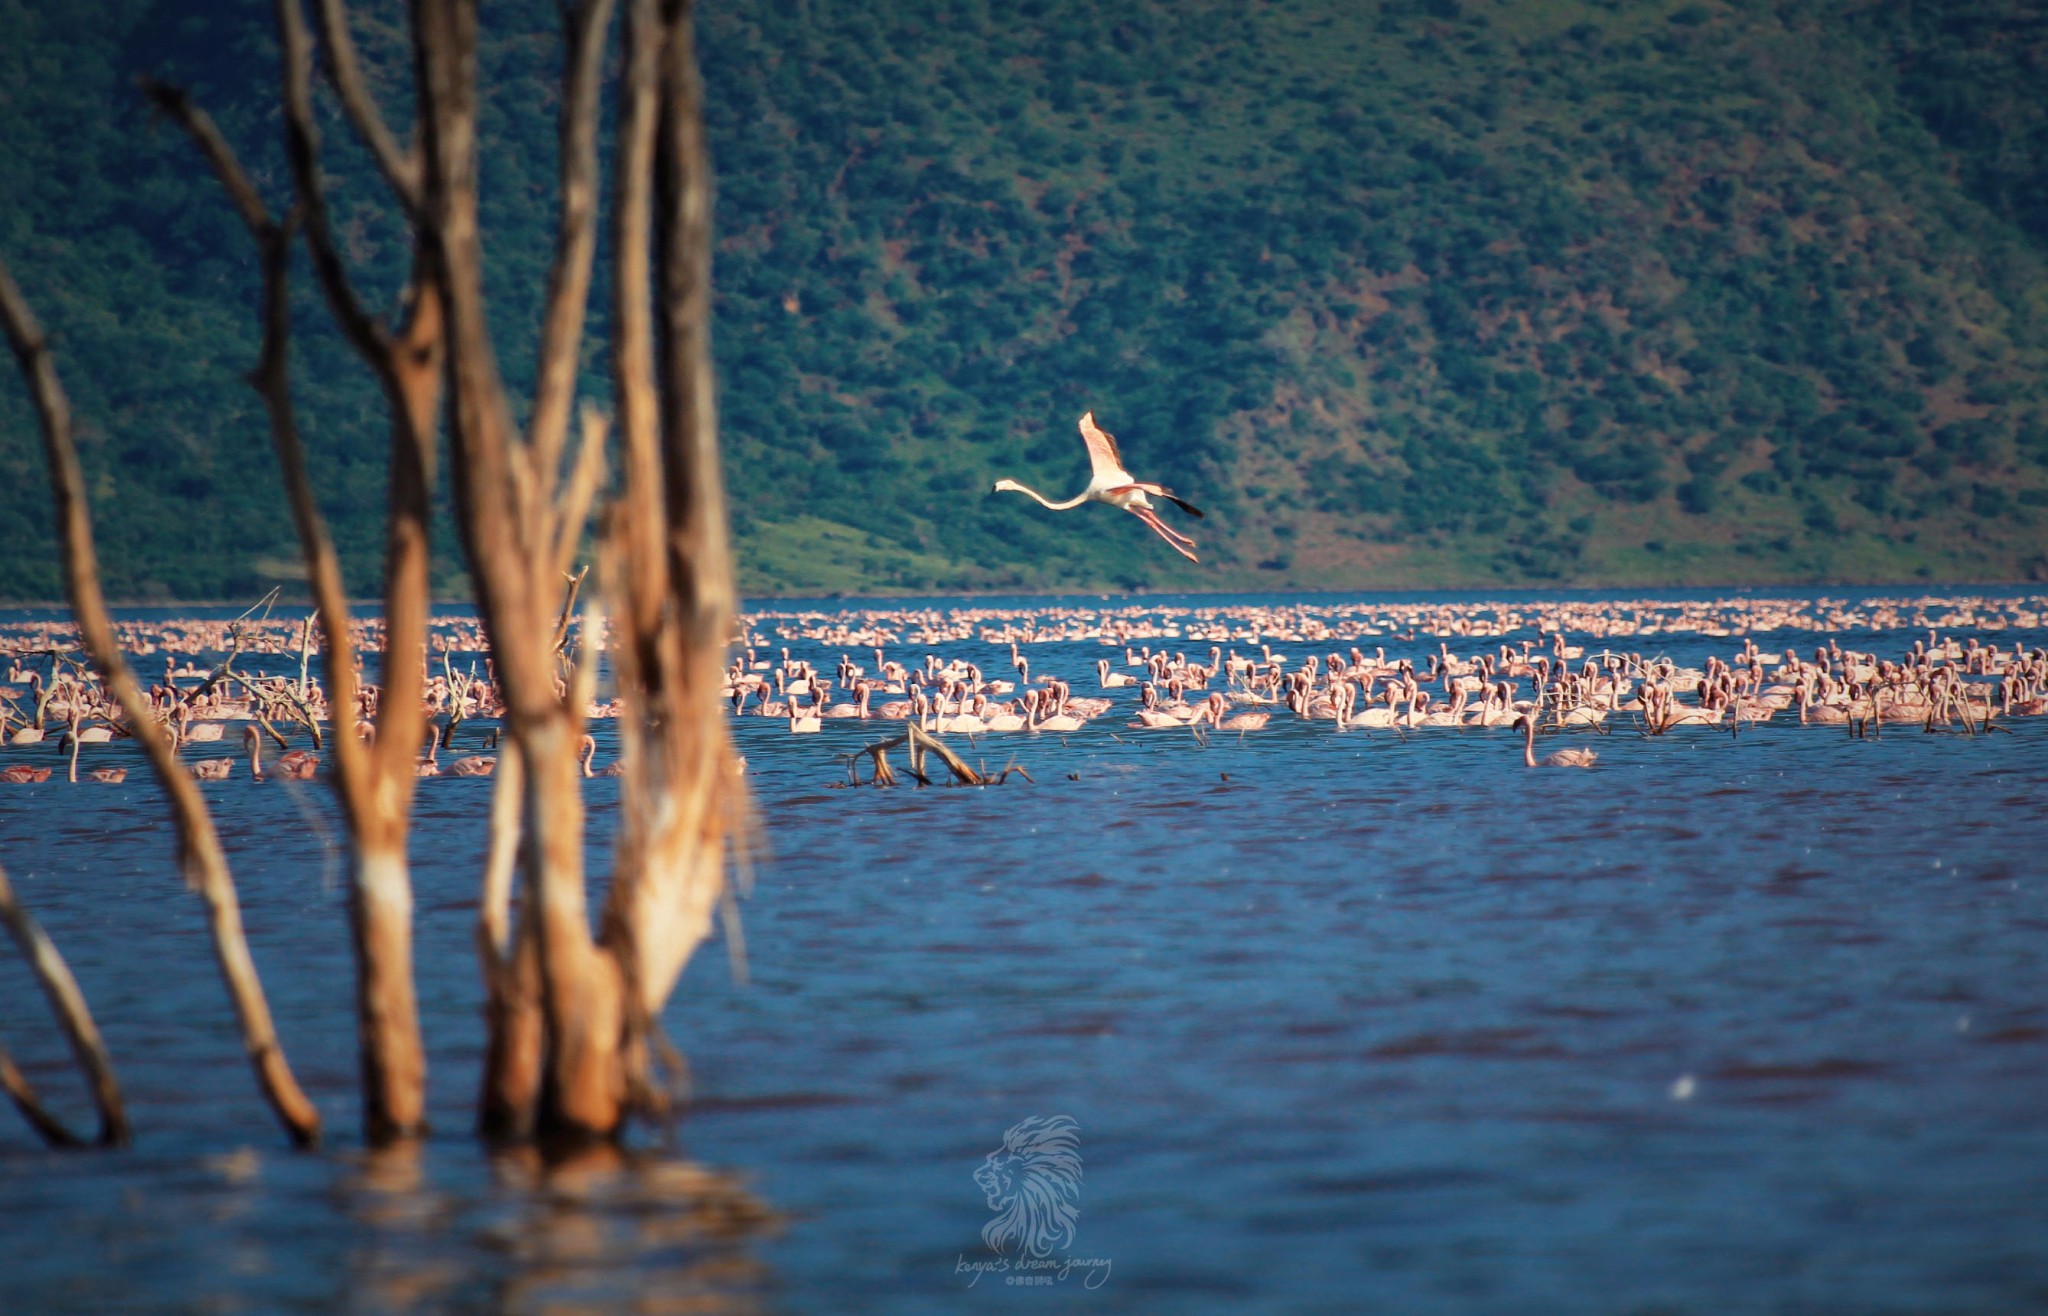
[{"left": 343, "top": 1141, "right": 779, "bottom": 1313}]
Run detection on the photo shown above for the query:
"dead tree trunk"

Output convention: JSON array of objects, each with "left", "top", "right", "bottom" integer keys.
[{"left": 408, "top": 0, "right": 740, "bottom": 1143}]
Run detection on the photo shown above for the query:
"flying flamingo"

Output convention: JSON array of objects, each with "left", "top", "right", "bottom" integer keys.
[{"left": 992, "top": 411, "right": 1204, "bottom": 561}]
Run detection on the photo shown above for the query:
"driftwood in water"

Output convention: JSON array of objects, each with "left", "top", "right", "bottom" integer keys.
[
  {"left": 0, "top": 861, "right": 128, "bottom": 1147},
  {"left": 845, "top": 725, "right": 1033, "bottom": 788}
]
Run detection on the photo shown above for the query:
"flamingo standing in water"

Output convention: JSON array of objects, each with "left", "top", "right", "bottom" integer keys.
[{"left": 992, "top": 411, "right": 1204, "bottom": 561}]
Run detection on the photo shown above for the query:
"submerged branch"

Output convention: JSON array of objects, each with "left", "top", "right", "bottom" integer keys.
[{"left": 0, "top": 861, "right": 128, "bottom": 1147}]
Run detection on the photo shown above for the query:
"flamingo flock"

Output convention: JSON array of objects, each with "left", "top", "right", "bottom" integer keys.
[{"left": 2, "top": 593, "right": 2044, "bottom": 786}]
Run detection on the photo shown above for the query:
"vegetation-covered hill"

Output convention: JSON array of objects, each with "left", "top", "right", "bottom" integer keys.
[{"left": 3, "top": 0, "right": 2046, "bottom": 600}]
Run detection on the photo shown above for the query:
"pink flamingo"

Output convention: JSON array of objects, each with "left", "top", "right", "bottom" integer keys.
[
  {"left": 992, "top": 411, "right": 1205, "bottom": 561},
  {"left": 578, "top": 734, "right": 626, "bottom": 777}
]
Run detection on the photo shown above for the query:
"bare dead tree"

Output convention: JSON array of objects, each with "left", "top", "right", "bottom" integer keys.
[
  {"left": 412, "top": 0, "right": 743, "bottom": 1142},
  {"left": 141, "top": 0, "right": 445, "bottom": 1144},
  {"left": 4, "top": 0, "right": 744, "bottom": 1152},
  {"left": 0, "top": 260, "right": 322, "bottom": 1147}
]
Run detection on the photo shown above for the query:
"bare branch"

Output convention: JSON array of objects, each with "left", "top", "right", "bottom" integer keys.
[
  {"left": 139, "top": 80, "right": 273, "bottom": 239},
  {"left": 276, "top": 0, "right": 389, "bottom": 362},
  {"left": 0, "top": 256, "right": 321, "bottom": 1147},
  {"left": 245, "top": 210, "right": 373, "bottom": 806},
  {"left": 591, "top": 0, "right": 745, "bottom": 1075},
  {"left": 154, "top": 9, "right": 438, "bottom": 1144},
  {"left": 0, "top": 861, "right": 129, "bottom": 1147},
  {"left": 549, "top": 406, "right": 608, "bottom": 584},
  {"left": 611, "top": 0, "right": 667, "bottom": 644},
  {"left": 656, "top": 0, "right": 737, "bottom": 662},
  {"left": 0, "top": 1040, "right": 83, "bottom": 1148},
  {"left": 416, "top": 0, "right": 546, "bottom": 710},
  {"left": 312, "top": 0, "right": 422, "bottom": 209},
  {"left": 529, "top": 0, "right": 619, "bottom": 481}
]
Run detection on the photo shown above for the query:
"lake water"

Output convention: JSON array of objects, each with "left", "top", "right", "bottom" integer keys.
[{"left": 2, "top": 589, "right": 2046, "bottom": 1314}]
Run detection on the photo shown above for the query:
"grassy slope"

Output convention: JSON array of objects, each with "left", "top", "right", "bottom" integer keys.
[{"left": 2, "top": 0, "right": 2045, "bottom": 600}]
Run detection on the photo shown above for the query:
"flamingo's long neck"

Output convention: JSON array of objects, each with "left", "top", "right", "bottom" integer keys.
[{"left": 1006, "top": 482, "right": 1090, "bottom": 512}]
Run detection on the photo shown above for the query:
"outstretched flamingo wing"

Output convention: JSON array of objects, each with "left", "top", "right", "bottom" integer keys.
[{"left": 1078, "top": 411, "right": 1131, "bottom": 485}]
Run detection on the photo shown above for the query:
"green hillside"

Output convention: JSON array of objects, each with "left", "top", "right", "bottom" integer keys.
[{"left": 3, "top": 0, "right": 2046, "bottom": 600}]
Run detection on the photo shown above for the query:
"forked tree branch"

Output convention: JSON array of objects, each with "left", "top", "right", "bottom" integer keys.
[{"left": 0, "top": 258, "right": 322, "bottom": 1148}]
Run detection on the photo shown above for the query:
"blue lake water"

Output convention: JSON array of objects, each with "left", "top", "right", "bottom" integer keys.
[{"left": 2, "top": 589, "right": 2046, "bottom": 1314}]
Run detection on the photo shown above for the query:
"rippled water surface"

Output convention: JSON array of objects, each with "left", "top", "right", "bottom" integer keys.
[{"left": 2, "top": 590, "right": 2046, "bottom": 1314}]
